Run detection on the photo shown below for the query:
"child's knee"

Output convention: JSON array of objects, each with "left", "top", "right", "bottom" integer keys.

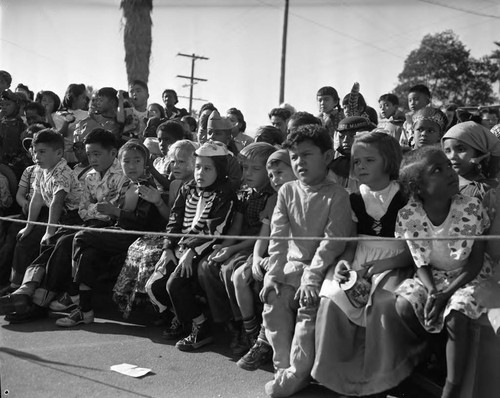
[
  {"left": 233, "top": 266, "right": 250, "bottom": 289},
  {"left": 395, "top": 295, "right": 413, "bottom": 321}
]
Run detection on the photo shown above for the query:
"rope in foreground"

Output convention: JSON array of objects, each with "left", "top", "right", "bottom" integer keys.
[{"left": 1, "top": 215, "right": 500, "bottom": 243}]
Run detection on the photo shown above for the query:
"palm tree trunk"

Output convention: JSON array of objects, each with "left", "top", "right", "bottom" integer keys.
[{"left": 120, "top": 0, "right": 153, "bottom": 84}]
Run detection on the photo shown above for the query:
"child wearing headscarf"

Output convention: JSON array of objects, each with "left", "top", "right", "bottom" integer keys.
[{"left": 442, "top": 121, "right": 500, "bottom": 199}]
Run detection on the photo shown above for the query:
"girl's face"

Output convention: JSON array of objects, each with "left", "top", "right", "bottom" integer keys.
[
  {"left": 418, "top": 151, "right": 459, "bottom": 201},
  {"left": 194, "top": 156, "right": 217, "bottom": 188},
  {"left": 41, "top": 95, "right": 55, "bottom": 113},
  {"left": 120, "top": 149, "right": 146, "bottom": 181},
  {"left": 73, "top": 92, "right": 87, "bottom": 110},
  {"left": 171, "top": 149, "right": 194, "bottom": 181},
  {"left": 442, "top": 138, "right": 479, "bottom": 177},
  {"left": 148, "top": 104, "right": 162, "bottom": 119},
  {"left": 413, "top": 120, "right": 441, "bottom": 148},
  {"left": 352, "top": 144, "right": 390, "bottom": 190},
  {"left": 317, "top": 95, "right": 337, "bottom": 114}
]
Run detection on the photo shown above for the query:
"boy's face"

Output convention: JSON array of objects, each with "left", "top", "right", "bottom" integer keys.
[
  {"left": 407, "top": 92, "right": 429, "bottom": 112},
  {"left": 207, "top": 129, "right": 230, "bottom": 145},
  {"left": 413, "top": 120, "right": 441, "bottom": 148},
  {"left": 162, "top": 92, "right": 176, "bottom": 108},
  {"left": 317, "top": 95, "right": 337, "bottom": 114},
  {"left": 289, "top": 140, "right": 333, "bottom": 186},
  {"left": 270, "top": 116, "right": 287, "bottom": 136},
  {"left": 85, "top": 143, "right": 116, "bottom": 173},
  {"left": 33, "top": 143, "right": 62, "bottom": 170},
  {"left": 379, "top": 100, "right": 397, "bottom": 119},
  {"left": 25, "top": 109, "right": 44, "bottom": 125},
  {"left": 1, "top": 99, "right": 17, "bottom": 117},
  {"left": 242, "top": 158, "right": 268, "bottom": 190},
  {"left": 337, "top": 130, "right": 357, "bottom": 155},
  {"left": 129, "top": 84, "right": 149, "bottom": 109},
  {"left": 95, "top": 95, "right": 114, "bottom": 114},
  {"left": 481, "top": 112, "right": 498, "bottom": 129},
  {"left": 267, "top": 161, "right": 296, "bottom": 191},
  {"left": 0, "top": 78, "right": 10, "bottom": 93},
  {"left": 157, "top": 131, "right": 177, "bottom": 156}
]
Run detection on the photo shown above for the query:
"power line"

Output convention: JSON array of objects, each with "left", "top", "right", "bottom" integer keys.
[
  {"left": 415, "top": 0, "right": 500, "bottom": 19},
  {"left": 176, "top": 53, "right": 209, "bottom": 114}
]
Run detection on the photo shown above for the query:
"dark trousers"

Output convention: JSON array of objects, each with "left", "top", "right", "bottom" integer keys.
[
  {"left": 166, "top": 256, "right": 207, "bottom": 325},
  {"left": 73, "top": 229, "right": 138, "bottom": 288},
  {"left": 0, "top": 218, "right": 24, "bottom": 285}
]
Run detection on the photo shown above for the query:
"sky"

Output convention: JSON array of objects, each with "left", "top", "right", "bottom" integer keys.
[{"left": 1, "top": 0, "right": 499, "bottom": 133}]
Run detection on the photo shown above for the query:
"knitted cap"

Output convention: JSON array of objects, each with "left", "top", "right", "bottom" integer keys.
[{"left": 337, "top": 116, "right": 375, "bottom": 132}]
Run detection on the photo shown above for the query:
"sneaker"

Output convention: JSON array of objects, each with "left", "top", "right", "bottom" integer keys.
[
  {"left": 231, "top": 329, "right": 251, "bottom": 356},
  {"left": 237, "top": 340, "right": 273, "bottom": 371},
  {"left": 175, "top": 321, "right": 213, "bottom": 351},
  {"left": 55, "top": 308, "right": 94, "bottom": 327},
  {"left": 49, "top": 292, "right": 79, "bottom": 311},
  {"left": 162, "top": 317, "right": 188, "bottom": 340}
]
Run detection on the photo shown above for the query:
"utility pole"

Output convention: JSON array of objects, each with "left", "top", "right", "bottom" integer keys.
[
  {"left": 177, "top": 53, "right": 209, "bottom": 114},
  {"left": 279, "top": 0, "right": 289, "bottom": 104}
]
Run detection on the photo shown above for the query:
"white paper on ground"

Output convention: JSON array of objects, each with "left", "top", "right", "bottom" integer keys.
[{"left": 110, "top": 363, "right": 152, "bottom": 378}]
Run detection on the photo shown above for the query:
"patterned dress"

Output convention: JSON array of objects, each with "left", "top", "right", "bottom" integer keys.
[{"left": 395, "top": 194, "right": 493, "bottom": 333}]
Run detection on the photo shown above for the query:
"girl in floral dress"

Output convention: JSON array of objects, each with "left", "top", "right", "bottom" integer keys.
[
  {"left": 113, "top": 140, "right": 197, "bottom": 318},
  {"left": 395, "top": 146, "right": 493, "bottom": 398}
]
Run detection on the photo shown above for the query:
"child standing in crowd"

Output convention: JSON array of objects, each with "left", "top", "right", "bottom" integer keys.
[
  {"left": 227, "top": 108, "right": 253, "bottom": 152},
  {"left": 330, "top": 115, "right": 374, "bottom": 192},
  {"left": 113, "top": 140, "right": 197, "bottom": 319},
  {"left": 342, "top": 82, "right": 378, "bottom": 125},
  {"left": 312, "top": 132, "right": 424, "bottom": 396},
  {"left": 316, "top": 86, "right": 344, "bottom": 139},
  {"left": 260, "top": 125, "right": 351, "bottom": 397},
  {"left": 377, "top": 93, "right": 405, "bottom": 141},
  {"left": 395, "top": 146, "right": 493, "bottom": 398},
  {"left": 162, "top": 89, "right": 188, "bottom": 120},
  {"left": 442, "top": 121, "right": 500, "bottom": 199},
  {"left": 147, "top": 103, "right": 166, "bottom": 120},
  {"left": 151, "top": 141, "right": 236, "bottom": 351},
  {"left": 400, "top": 84, "right": 431, "bottom": 147},
  {"left": 268, "top": 108, "right": 292, "bottom": 139},
  {"left": 199, "top": 143, "right": 276, "bottom": 355},
  {"left": 234, "top": 149, "right": 296, "bottom": 371},
  {"left": 411, "top": 106, "right": 448, "bottom": 149},
  {"left": 4, "top": 130, "right": 82, "bottom": 295},
  {"left": 0, "top": 90, "right": 27, "bottom": 177},
  {"left": 119, "top": 80, "right": 149, "bottom": 140},
  {"left": 56, "top": 140, "right": 166, "bottom": 327}
]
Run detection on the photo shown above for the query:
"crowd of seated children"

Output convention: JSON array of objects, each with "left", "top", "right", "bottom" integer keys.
[{"left": 2, "top": 68, "right": 500, "bottom": 398}]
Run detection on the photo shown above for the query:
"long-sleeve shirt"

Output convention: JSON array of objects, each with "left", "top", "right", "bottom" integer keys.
[
  {"left": 266, "top": 177, "right": 352, "bottom": 289},
  {"left": 164, "top": 180, "right": 236, "bottom": 257},
  {"left": 78, "top": 158, "right": 127, "bottom": 222}
]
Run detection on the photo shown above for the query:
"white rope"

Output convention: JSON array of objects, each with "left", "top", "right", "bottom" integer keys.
[{"left": 2, "top": 214, "right": 500, "bottom": 242}]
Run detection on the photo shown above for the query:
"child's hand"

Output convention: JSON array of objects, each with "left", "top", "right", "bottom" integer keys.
[
  {"left": 155, "top": 249, "right": 177, "bottom": 274},
  {"left": 252, "top": 257, "right": 264, "bottom": 281},
  {"left": 17, "top": 225, "right": 33, "bottom": 241},
  {"left": 176, "top": 249, "right": 195, "bottom": 278},
  {"left": 209, "top": 245, "right": 234, "bottom": 264},
  {"left": 40, "top": 231, "right": 54, "bottom": 246},
  {"left": 334, "top": 260, "right": 351, "bottom": 283},
  {"left": 260, "top": 257, "right": 270, "bottom": 272},
  {"left": 295, "top": 285, "right": 320, "bottom": 308},
  {"left": 96, "top": 201, "right": 119, "bottom": 218},
  {"left": 260, "top": 278, "right": 281, "bottom": 304},
  {"left": 137, "top": 185, "right": 162, "bottom": 205},
  {"left": 424, "top": 291, "right": 448, "bottom": 327}
]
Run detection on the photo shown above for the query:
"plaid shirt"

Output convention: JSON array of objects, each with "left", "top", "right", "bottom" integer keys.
[{"left": 237, "top": 183, "right": 276, "bottom": 235}]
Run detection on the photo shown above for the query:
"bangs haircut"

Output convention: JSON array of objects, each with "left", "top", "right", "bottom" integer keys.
[
  {"left": 352, "top": 132, "right": 402, "bottom": 180},
  {"left": 284, "top": 124, "right": 332, "bottom": 153},
  {"left": 118, "top": 139, "right": 149, "bottom": 162},
  {"left": 83, "top": 128, "right": 117, "bottom": 150},
  {"left": 32, "top": 128, "right": 64, "bottom": 151},
  {"left": 238, "top": 142, "right": 277, "bottom": 165}
]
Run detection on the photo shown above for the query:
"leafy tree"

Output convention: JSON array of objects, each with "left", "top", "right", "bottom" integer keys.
[
  {"left": 394, "top": 30, "right": 499, "bottom": 107},
  {"left": 121, "top": 0, "right": 153, "bottom": 84}
]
